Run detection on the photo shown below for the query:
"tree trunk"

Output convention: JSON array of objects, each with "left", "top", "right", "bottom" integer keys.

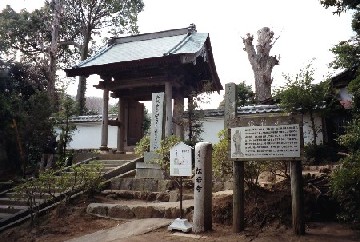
[
  {"left": 242, "top": 27, "right": 279, "bottom": 103},
  {"left": 76, "top": 76, "right": 87, "bottom": 115},
  {"left": 309, "top": 111, "right": 317, "bottom": 146},
  {"left": 48, "top": 0, "right": 62, "bottom": 98},
  {"left": 76, "top": 33, "right": 90, "bottom": 115}
]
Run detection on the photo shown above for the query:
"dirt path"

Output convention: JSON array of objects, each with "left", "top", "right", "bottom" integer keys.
[
  {"left": 66, "top": 218, "right": 172, "bottom": 242},
  {"left": 124, "top": 222, "right": 359, "bottom": 242},
  {"left": 0, "top": 190, "right": 359, "bottom": 242}
]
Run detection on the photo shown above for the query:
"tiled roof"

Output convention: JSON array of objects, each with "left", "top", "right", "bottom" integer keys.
[
  {"left": 68, "top": 105, "right": 283, "bottom": 123},
  {"left": 69, "top": 114, "right": 118, "bottom": 123},
  {"left": 237, "top": 105, "right": 282, "bottom": 114},
  {"left": 201, "top": 105, "right": 283, "bottom": 117},
  {"left": 331, "top": 66, "right": 358, "bottom": 88},
  {"left": 75, "top": 25, "right": 208, "bottom": 68}
]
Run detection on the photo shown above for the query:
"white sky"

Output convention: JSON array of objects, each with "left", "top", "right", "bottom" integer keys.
[{"left": 0, "top": 0, "right": 355, "bottom": 110}]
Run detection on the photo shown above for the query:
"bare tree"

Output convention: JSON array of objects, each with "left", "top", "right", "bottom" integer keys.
[{"left": 242, "top": 27, "right": 279, "bottom": 103}]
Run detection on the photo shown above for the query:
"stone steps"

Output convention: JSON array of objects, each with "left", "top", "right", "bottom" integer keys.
[
  {"left": 0, "top": 213, "right": 12, "bottom": 219},
  {"left": 87, "top": 199, "right": 194, "bottom": 220},
  {"left": 93, "top": 160, "right": 130, "bottom": 166},
  {"left": 0, "top": 205, "right": 29, "bottom": 214},
  {"left": 101, "top": 189, "right": 193, "bottom": 202},
  {"left": 3, "top": 192, "right": 61, "bottom": 200},
  {"left": 0, "top": 197, "right": 43, "bottom": 206},
  {"left": 0, "top": 182, "right": 14, "bottom": 193},
  {"left": 109, "top": 177, "right": 176, "bottom": 192},
  {"left": 0, "top": 155, "right": 140, "bottom": 232}
]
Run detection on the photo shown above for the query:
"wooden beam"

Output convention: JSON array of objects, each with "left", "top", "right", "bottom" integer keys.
[
  {"left": 111, "top": 86, "right": 165, "bottom": 99},
  {"left": 107, "top": 77, "right": 167, "bottom": 90},
  {"left": 108, "top": 120, "right": 121, "bottom": 126}
]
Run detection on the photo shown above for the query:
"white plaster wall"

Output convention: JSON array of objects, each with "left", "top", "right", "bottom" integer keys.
[
  {"left": 61, "top": 113, "right": 324, "bottom": 150},
  {"left": 199, "top": 114, "right": 324, "bottom": 146},
  {"left": 199, "top": 117, "right": 224, "bottom": 144},
  {"left": 339, "top": 87, "right": 352, "bottom": 101},
  {"left": 302, "top": 114, "right": 324, "bottom": 145},
  {"left": 65, "top": 123, "right": 118, "bottom": 149}
]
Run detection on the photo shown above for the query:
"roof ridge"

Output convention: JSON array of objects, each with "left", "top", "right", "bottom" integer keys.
[{"left": 109, "top": 27, "right": 191, "bottom": 45}]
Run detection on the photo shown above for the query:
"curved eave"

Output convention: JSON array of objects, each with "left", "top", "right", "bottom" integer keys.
[
  {"left": 64, "top": 54, "right": 181, "bottom": 78},
  {"left": 205, "top": 37, "right": 223, "bottom": 93},
  {"left": 64, "top": 37, "right": 222, "bottom": 93}
]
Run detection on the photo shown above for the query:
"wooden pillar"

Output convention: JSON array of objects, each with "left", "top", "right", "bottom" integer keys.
[
  {"left": 174, "top": 96, "right": 184, "bottom": 140},
  {"left": 100, "top": 88, "right": 109, "bottom": 150},
  {"left": 224, "top": 82, "right": 243, "bottom": 233},
  {"left": 233, "top": 161, "right": 245, "bottom": 232},
  {"left": 124, "top": 99, "right": 129, "bottom": 149},
  {"left": 165, "top": 81, "right": 173, "bottom": 137},
  {"left": 290, "top": 160, "right": 305, "bottom": 235},
  {"left": 117, "top": 98, "right": 125, "bottom": 153}
]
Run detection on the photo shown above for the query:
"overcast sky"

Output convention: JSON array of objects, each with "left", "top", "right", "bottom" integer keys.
[{"left": 0, "top": 0, "right": 355, "bottom": 109}]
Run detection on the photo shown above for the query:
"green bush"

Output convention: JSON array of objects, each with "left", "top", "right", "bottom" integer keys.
[
  {"left": 154, "top": 135, "right": 181, "bottom": 173},
  {"left": 212, "top": 130, "right": 276, "bottom": 187},
  {"left": 134, "top": 135, "right": 181, "bottom": 175},
  {"left": 304, "top": 144, "right": 339, "bottom": 164},
  {"left": 337, "top": 118, "right": 360, "bottom": 153},
  {"left": 331, "top": 152, "right": 360, "bottom": 222},
  {"left": 330, "top": 117, "right": 360, "bottom": 222},
  {"left": 134, "top": 135, "right": 150, "bottom": 157},
  {"left": 14, "top": 161, "right": 104, "bottom": 225},
  {"left": 212, "top": 130, "right": 232, "bottom": 178}
]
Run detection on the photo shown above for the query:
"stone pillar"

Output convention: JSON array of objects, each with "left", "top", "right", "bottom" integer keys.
[
  {"left": 173, "top": 96, "right": 184, "bottom": 140},
  {"left": 117, "top": 98, "right": 125, "bottom": 153},
  {"left": 224, "top": 82, "right": 237, "bottom": 129},
  {"left": 100, "top": 88, "right": 109, "bottom": 150},
  {"left": 165, "top": 81, "right": 173, "bottom": 137},
  {"left": 193, "top": 142, "right": 212, "bottom": 233},
  {"left": 137, "top": 93, "right": 165, "bottom": 179},
  {"left": 150, "top": 92, "right": 164, "bottom": 151}
]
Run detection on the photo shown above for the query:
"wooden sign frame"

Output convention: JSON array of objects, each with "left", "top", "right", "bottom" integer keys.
[
  {"left": 229, "top": 112, "right": 306, "bottom": 235},
  {"left": 228, "top": 113, "right": 304, "bottom": 161}
]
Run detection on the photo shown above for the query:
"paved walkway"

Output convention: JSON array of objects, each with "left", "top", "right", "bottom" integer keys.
[{"left": 66, "top": 218, "right": 172, "bottom": 242}]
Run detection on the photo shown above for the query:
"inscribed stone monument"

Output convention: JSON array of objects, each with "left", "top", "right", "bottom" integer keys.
[
  {"left": 193, "top": 142, "right": 212, "bottom": 233},
  {"left": 150, "top": 92, "right": 164, "bottom": 151}
]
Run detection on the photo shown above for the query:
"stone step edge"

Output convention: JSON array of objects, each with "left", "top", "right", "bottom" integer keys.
[
  {"left": 87, "top": 201, "right": 194, "bottom": 220},
  {"left": 101, "top": 189, "right": 193, "bottom": 202}
]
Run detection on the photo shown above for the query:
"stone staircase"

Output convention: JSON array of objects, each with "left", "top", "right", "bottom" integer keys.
[
  {"left": 87, "top": 174, "right": 195, "bottom": 220},
  {"left": 0, "top": 153, "right": 140, "bottom": 232}
]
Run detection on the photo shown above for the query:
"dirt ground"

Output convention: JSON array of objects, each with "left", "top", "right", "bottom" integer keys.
[{"left": 1, "top": 179, "right": 359, "bottom": 242}]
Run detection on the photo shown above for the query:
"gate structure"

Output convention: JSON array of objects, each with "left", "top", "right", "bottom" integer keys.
[{"left": 65, "top": 24, "right": 222, "bottom": 152}]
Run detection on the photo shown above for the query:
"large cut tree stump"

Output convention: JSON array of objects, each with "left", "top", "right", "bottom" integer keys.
[{"left": 242, "top": 27, "right": 279, "bottom": 103}]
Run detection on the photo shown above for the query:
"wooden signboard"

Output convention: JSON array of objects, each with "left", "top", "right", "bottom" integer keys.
[
  {"left": 229, "top": 113, "right": 305, "bottom": 235},
  {"left": 228, "top": 113, "right": 304, "bottom": 161},
  {"left": 170, "top": 142, "right": 192, "bottom": 177}
]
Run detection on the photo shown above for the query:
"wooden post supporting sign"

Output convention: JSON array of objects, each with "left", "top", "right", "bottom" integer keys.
[
  {"left": 233, "top": 160, "right": 245, "bottom": 233},
  {"left": 228, "top": 114, "right": 305, "bottom": 235},
  {"left": 290, "top": 160, "right": 305, "bottom": 235}
]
